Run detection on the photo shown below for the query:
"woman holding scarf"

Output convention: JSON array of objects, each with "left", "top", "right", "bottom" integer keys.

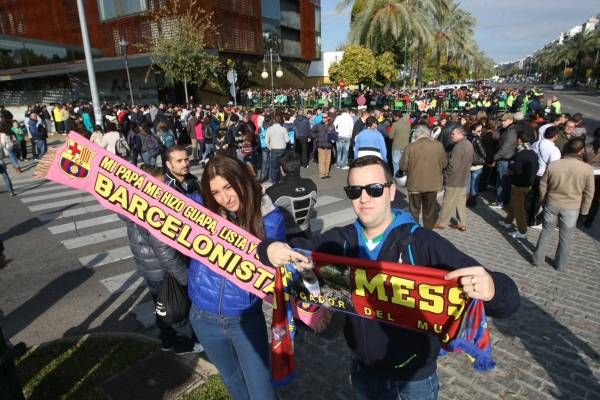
[{"left": 188, "top": 155, "right": 285, "bottom": 400}]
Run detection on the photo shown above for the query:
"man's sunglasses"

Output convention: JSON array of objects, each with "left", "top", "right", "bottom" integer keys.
[{"left": 344, "top": 182, "right": 393, "bottom": 200}]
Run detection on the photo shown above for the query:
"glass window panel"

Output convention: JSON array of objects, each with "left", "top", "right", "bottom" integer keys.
[
  {"left": 98, "top": 0, "right": 147, "bottom": 21},
  {"left": 261, "top": 0, "right": 280, "bottom": 20},
  {"left": 315, "top": 7, "right": 321, "bottom": 33}
]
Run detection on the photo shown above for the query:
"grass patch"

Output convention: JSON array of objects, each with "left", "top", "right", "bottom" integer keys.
[
  {"left": 16, "top": 336, "right": 156, "bottom": 400},
  {"left": 180, "top": 375, "right": 231, "bottom": 400}
]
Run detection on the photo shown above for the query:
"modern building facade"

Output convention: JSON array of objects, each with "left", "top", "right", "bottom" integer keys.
[{"left": 0, "top": 0, "right": 321, "bottom": 105}]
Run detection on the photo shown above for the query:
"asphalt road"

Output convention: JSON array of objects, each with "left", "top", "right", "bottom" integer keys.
[{"left": 543, "top": 86, "right": 600, "bottom": 133}]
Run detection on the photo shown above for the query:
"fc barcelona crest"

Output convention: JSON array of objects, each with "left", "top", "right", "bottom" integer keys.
[{"left": 59, "top": 139, "right": 95, "bottom": 179}]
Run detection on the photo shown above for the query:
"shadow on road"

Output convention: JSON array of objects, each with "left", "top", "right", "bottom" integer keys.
[
  {"left": 470, "top": 191, "right": 536, "bottom": 262},
  {"left": 0, "top": 204, "right": 76, "bottom": 241},
  {"left": 63, "top": 274, "right": 146, "bottom": 338},
  {"left": 1, "top": 267, "right": 94, "bottom": 340},
  {"left": 493, "top": 296, "right": 600, "bottom": 399}
]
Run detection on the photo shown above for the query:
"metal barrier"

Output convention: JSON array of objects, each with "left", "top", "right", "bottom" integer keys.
[{"left": 246, "top": 96, "right": 510, "bottom": 114}]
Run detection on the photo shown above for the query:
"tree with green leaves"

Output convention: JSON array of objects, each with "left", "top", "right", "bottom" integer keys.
[
  {"left": 338, "top": 0, "right": 434, "bottom": 86},
  {"left": 376, "top": 52, "right": 398, "bottom": 85},
  {"left": 329, "top": 46, "right": 399, "bottom": 87},
  {"left": 337, "top": 0, "right": 492, "bottom": 86},
  {"left": 431, "top": 0, "right": 476, "bottom": 68},
  {"left": 532, "top": 30, "right": 600, "bottom": 83},
  {"left": 328, "top": 45, "right": 378, "bottom": 86},
  {"left": 556, "top": 30, "right": 600, "bottom": 82},
  {"left": 140, "top": 0, "right": 220, "bottom": 102}
]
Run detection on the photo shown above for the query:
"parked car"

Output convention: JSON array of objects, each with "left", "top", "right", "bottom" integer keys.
[{"left": 552, "top": 82, "right": 565, "bottom": 90}]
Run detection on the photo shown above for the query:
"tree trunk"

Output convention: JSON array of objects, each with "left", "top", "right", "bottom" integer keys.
[
  {"left": 436, "top": 48, "right": 442, "bottom": 83},
  {"left": 183, "top": 77, "right": 189, "bottom": 104},
  {"left": 416, "top": 40, "right": 424, "bottom": 88}
]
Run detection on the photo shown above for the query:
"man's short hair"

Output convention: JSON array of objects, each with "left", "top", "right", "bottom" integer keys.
[
  {"left": 348, "top": 155, "right": 393, "bottom": 184},
  {"left": 564, "top": 137, "right": 585, "bottom": 155},
  {"left": 165, "top": 144, "right": 187, "bottom": 162},
  {"left": 517, "top": 124, "right": 536, "bottom": 144},
  {"left": 413, "top": 125, "right": 431, "bottom": 139},
  {"left": 365, "top": 116, "right": 378, "bottom": 127},
  {"left": 452, "top": 125, "right": 467, "bottom": 136},
  {"left": 544, "top": 126, "right": 559, "bottom": 139},
  {"left": 280, "top": 151, "right": 301, "bottom": 175}
]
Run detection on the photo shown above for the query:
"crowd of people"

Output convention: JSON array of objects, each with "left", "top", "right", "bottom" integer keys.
[{"left": 1, "top": 83, "right": 598, "bottom": 399}]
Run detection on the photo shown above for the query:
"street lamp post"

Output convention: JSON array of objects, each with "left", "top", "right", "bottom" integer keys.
[
  {"left": 118, "top": 38, "right": 135, "bottom": 107},
  {"left": 76, "top": 0, "right": 102, "bottom": 127},
  {"left": 261, "top": 48, "right": 283, "bottom": 105}
]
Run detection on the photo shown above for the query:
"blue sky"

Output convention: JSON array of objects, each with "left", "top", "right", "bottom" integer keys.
[{"left": 321, "top": 0, "right": 599, "bottom": 62}]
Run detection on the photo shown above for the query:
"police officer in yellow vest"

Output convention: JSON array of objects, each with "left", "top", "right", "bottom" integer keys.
[{"left": 551, "top": 96, "right": 561, "bottom": 115}]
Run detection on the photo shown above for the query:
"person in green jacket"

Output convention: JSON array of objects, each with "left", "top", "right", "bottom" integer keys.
[{"left": 10, "top": 121, "right": 27, "bottom": 161}]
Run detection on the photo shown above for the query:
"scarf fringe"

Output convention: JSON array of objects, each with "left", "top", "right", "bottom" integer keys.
[
  {"left": 444, "top": 338, "right": 496, "bottom": 372},
  {"left": 271, "top": 372, "right": 297, "bottom": 388}
]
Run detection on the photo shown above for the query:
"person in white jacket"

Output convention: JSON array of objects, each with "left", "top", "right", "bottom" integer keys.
[{"left": 333, "top": 108, "right": 354, "bottom": 169}]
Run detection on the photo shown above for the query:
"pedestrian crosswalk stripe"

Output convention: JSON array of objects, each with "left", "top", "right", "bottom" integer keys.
[
  {"left": 316, "top": 195, "right": 347, "bottom": 208},
  {"left": 20, "top": 188, "right": 84, "bottom": 203},
  {"left": 79, "top": 246, "right": 133, "bottom": 269},
  {"left": 61, "top": 227, "right": 127, "bottom": 249},
  {"left": 37, "top": 204, "right": 106, "bottom": 222},
  {"left": 7, "top": 176, "right": 47, "bottom": 186},
  {"left": 311, "top": 208, "right": 356, "bottom": 233},
  {"left": 99, "top": 270, "right": 144, "bottom": 294},
  {"left": 48, "top": 214, "right": 122, "bottom": 234},
  {"left": 15, "top": 183, "right": 65, "bottom": 195},
  {"left": 28, "top": 195, "right": 95, "bottom": 212}
]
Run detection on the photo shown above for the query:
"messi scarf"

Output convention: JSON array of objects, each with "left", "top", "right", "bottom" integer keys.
[{"left": 271, "top": 249, "right": 496, "bottom": 386}]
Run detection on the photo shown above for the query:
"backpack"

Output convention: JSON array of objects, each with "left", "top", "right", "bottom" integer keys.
[
  {"left": 204, "top": 123, "right": 215, "bottom": 141},
  {"left": 115, "top": 134, "right": 130, "bottom": 158},
  {"left": 146, "top": 134, "right": 162, "bottom": 156},
  {"left": 259, "top": 126, "right": 268, "bottom": 149},
  {"left": 160, "top": 130, "right": 175, "bottom": 148}
]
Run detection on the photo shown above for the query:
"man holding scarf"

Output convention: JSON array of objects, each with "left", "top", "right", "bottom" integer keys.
[{"left": 258, "top": 156, "right": 520, "bottom": 400}]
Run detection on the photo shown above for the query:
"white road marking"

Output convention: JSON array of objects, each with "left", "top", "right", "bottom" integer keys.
[{"left": 61, "top": 227, "right": 127, "bottom": 249}]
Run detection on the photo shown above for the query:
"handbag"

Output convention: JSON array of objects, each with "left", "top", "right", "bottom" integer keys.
[{"left": 155, "top": 273, "right": 190, "bottom": 325}]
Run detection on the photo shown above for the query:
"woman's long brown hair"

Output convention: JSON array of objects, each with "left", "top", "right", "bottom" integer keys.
[{"left": 200, "top": 154, "right": 265, "bottom": 239}]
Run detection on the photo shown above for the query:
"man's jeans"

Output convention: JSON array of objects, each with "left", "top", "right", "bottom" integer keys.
[
  {"left": 0, "top": 160, "right": 14, "bottom": 193},
  {"left": 297, "top": 136, "right": 310, "bottom": 166},
  {"left": 350, "top": 360, "right": 439, "bottom": 400},
  {"left": 336, "top": 137, "right": 351, "bottom": 168},
  {"left": 392, "top": 149, "right": 404, "bottom": 176},
  {"left": 142, "top": 151, "right": 156, "bottom": 167},
  {"left": 189, "top": 305, "right": 277, "bottom": 400},
  {"left": 269, "top": 148, "right": 285, "bottom": 183},
  {"left": 203, "top": 143, "right": 213, "bottom": 160},
  {"left": 533, "top": 203, "right": 579, "bottom": 270},
  {"left": 259, "top": 148, "right": 270, "bottom": 181},
  {"left": 468, "top": 168, "right": 483, "bottom": 197},
  {"left": 34, "top": 140, "right": 47, "bottom": 159},
  {"left": 495, "top": 160, "right": 511, "bottom": 206}
]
